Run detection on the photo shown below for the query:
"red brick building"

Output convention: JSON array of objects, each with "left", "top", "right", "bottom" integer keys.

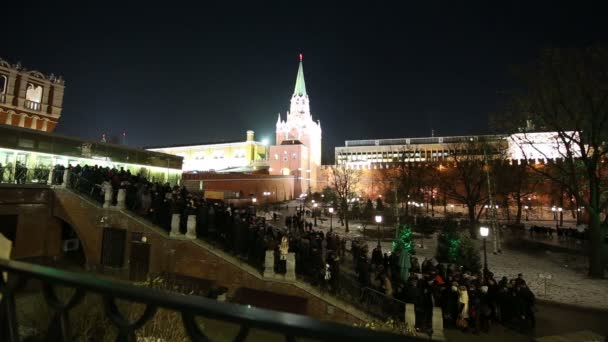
[{"left": 0, "top": 57, "right": 65, "bottom": 132}]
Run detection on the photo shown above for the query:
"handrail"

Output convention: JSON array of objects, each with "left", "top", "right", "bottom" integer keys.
[{"left": 0, "top": 258, "right": 419, "bottom": 341}]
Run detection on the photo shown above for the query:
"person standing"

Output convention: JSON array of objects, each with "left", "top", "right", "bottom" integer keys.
[{"left": 457, "top": 286, "right": 469, "bottom": 331}]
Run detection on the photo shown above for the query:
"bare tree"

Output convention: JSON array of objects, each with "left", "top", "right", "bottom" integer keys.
[
  {"left": 493, "top": 161, "right": 540, "bottom": 224},
  {"left": 440, "top": 140, "right": 495, "bottom": 238},
  {"left": 329, "top": 165, "right": 361, "bottom": 232},
  {"left": 505, "top": 46, "right": 608, "bottom": 278}
]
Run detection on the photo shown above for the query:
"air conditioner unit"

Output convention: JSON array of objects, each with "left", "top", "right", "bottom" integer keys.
[{"left": 62, "top": 239, "right": 80, "bottom": 252}]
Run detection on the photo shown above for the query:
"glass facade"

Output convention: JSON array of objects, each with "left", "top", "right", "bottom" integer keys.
[{"left": 0, "top": 124, "right": 182, "bottom": 184}]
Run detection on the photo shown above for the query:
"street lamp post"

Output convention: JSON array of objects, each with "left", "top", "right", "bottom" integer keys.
[
  {"left": 313, "top": 203, "right": 318, "bottom": 227},
  {"left": 375, "top": 215, "right": 383, "bottom": 247},
  {"left": 252, "top": 197, "right": 257, "bottom": 216},
  {"left": 328, "top": 207, "right": 334, "bottom": 233},
  {"left": 551, "top": 206, "right": 558, "bottom": 228},
  {"left": 524, "top": 205, "right": 529, "bottom": 221},
  {"left": 480, "top": 226, "right": 489, "bottom": 277},
  {"left": 558, "top": 207, "right": 563, "bottom": 227}
]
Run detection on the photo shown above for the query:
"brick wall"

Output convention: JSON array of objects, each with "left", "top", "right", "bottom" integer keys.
[
  {"left": 183, "top": 172, "right": 297, "bottom": 201},
  {"left": 0, "top": 186, "right": 62, "bottom": 259},
  {"left": 52, "top": 188, "right": 371, "bottom": 325}
]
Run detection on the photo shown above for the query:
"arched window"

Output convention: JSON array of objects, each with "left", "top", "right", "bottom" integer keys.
[
  {"left": 0, "top": 75, "right": 6, "bottom": 94},
  {"left": 26, "top": 83, "right": 43, "bottom": 102},
  {"left": 25, "top": 82, "right": 43, "bottom": 110}
]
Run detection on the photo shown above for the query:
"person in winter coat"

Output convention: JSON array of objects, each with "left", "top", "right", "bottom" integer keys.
[
  {"left": 479, "top": 285, "right": 493, "bottom": 333},
  {"left": 457, "top": 286, "right": 469, "bottom": 330}
]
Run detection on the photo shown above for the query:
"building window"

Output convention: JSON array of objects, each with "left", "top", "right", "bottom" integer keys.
[
  {"left": 26, "top": 83, "right": 43, "bottom": 103},
  {"left": 0, "top": 75, "right": 6, "bottom": 94},
  {"left": 292, "top": 153, "right": 297, "bottom": 159},
  {"left": 25, "top": 82, "right": 43, "bottom": 110},
  {"left": 274, "top": 154, "right": 279, "bottom": 160}
]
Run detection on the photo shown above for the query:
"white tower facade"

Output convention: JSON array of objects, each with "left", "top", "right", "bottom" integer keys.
[
  {"left": 275, "top": 54, "right": 322, "bottom": 166},
  {"left": 270, "top": 54, "right": 322, "bottom": 192}
]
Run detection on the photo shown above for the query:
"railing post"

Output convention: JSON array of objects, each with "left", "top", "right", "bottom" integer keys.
[
  {"left": 186, "top": 215, "right": 197, "bottom": 239},
  {"left": 61, "top": 168, "right": 70, "bottom": 188},
  {"left": 431, "top": 307, "right": 444, "bottom": 340},
  {"left": 102, "top": 183, "right": 113, "bottom": 209},
  {"left": 116, "top": 188, "right": 127, "bottom": 210},
  {"left": 263, "top": 250, "right": 275, "bottom": 278},
  {"left": 170, "top": 214, "right": 183, "bottom": 238},
  {"left": 285, "top": 252, "right": 296, "bottom": 281},
  {"left": 405, "top": 303, "right": 415, "bottom": 331}
]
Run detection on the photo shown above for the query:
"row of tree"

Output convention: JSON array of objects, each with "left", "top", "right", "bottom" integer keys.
[{"left": 326, "top": 46, "right": 607, "bottom": 278}]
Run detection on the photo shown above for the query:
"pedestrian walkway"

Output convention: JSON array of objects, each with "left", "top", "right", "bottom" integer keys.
[{"left": 274, "top": 202, "right": 608, "bottom": 311}]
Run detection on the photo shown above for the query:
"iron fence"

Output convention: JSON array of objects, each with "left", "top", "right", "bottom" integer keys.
[{"left": 0, "top": 258, "right": 420, "bottom": 342}]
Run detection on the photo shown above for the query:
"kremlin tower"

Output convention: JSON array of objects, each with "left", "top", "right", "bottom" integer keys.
[{"left": 269, "top": 54, "right": 322, "bottom": 193}]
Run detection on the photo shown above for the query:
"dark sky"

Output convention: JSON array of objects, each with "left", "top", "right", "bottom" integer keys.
[{"left": 3, "top": 2, "right": 606, "bottom": 163}]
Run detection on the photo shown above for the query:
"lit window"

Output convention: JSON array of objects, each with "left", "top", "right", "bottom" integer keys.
[
  {"left": 25, "top": 83, "right": 43, "bottom": 103},
  {"left": 274, "top": 154, "right": 279, "bottom": 160}
]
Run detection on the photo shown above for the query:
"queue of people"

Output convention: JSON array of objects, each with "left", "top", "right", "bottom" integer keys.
[{"left": 58, "top": 163, "right": 538, "bottom": 335}]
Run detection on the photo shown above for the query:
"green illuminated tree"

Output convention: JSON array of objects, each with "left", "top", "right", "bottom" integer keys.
[{"left": 436, "top": 220, "right": 460, "bottom": 264}]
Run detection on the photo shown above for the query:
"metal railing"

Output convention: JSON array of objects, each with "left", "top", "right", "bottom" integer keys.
[
  {"left": 24, "top": 100, "right": 41, "bottom": 111},
  {"left": 0, "top": 258, "right": 418, "bottom": 342}
]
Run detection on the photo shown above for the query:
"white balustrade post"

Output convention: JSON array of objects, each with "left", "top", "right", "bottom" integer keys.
[
  {"left": 116, "top": 189, "right": 127, "bottom": 210},
  {"left": 186, "top": 215, "right": 197, "bottom": 239},
  {"left": 170, "top": 214, "right": 182, "bottom": 238},
  {"left": 102, "top": 183, "right": 113, "bottom": 209},
  {"left": 432, "top": 307, "right": 445, "bottom": 340},
  {"left": 263, "top": 250, "right": 276, "bottom": 278},
  {"left": 285, "top": 252, "right": 296, "bottom": 281},
  {"left": 61, "top": 168, "right": 70, "bottom": 188}
]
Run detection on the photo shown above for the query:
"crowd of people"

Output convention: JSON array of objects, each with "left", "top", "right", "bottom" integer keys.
[
  {"left": 0, "top": 162, "right": 50, "bottom": 184},
  {"left": 58, "top": 163, "right": 539, "bottom": 335},
  {"left": 529, "top": 224, "right": 590, "bottom": 241}
]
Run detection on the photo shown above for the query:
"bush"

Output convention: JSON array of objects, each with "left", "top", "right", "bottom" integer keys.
[
  {"left": 436, "top": 220, "right": 460, "bottom": 264},
  {"left": 456, "top": 236, "right": 482, "bottom": 274},
  {"left": 436, "top": 220, "right": 481, "bottom": 274}
]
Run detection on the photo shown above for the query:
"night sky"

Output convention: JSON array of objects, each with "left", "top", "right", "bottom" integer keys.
[{"left": 3, "top": 3, "right": 606, "bottom": 163}]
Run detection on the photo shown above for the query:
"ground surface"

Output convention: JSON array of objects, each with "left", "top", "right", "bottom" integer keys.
[{"left": 274, "top": 201, "right": 608, "bottom": 340}]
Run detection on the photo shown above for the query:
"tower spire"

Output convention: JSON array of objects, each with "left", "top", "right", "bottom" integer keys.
[{"left": 293, "top": 54, "right": 307, "bottom": 96}]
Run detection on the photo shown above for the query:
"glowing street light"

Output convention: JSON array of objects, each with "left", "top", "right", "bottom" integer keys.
[
  {"left": 480, "top": 226, "right": 489, "bottom": 276},
  {"left": 328, "top": 207, "right": 334, "bottom": 232},
  {"left": 375, "top": 215, "right": 383, "bottom": 246}
]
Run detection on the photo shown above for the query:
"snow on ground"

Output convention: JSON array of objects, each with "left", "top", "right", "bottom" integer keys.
[{"left": 276, "top": 202, "right": 608, "bottom": 310}]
